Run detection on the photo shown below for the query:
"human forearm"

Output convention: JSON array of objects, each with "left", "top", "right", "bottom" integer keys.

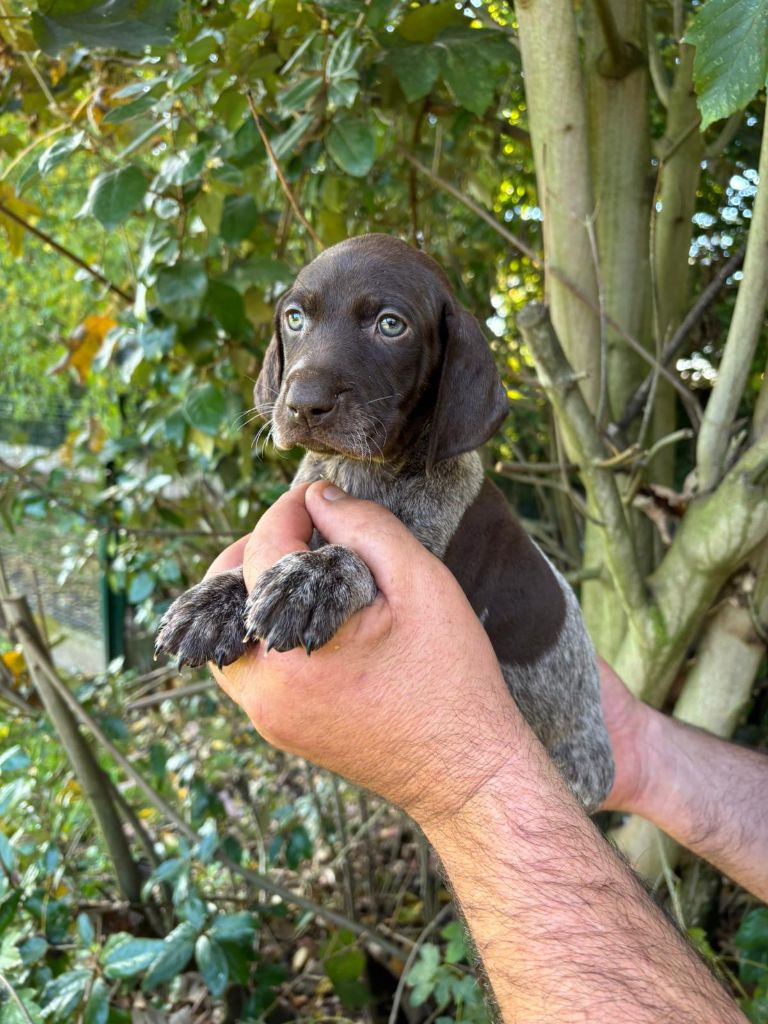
[
  {"left": 423, "top": 705, "right": 747, "bottom": 1024},
  {"left": 629, "top": 708, "right": 768, "bottom": 901}
]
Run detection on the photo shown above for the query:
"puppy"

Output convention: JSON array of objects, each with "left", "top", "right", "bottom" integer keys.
[{"left": 156, "top": 234, "right": 614, "bottom": 812}]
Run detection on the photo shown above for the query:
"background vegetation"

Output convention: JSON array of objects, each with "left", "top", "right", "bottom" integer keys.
[{"left": 0, "top": 0, "right": 767, "bottom": 1021}]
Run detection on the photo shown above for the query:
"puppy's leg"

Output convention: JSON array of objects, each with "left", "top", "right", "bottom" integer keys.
[
  {"left": 155, "top": 567, "right": 250, "bottom": 669},
  {"left": 244, "top": 545, "right": 377, "bottom": 654},
  {"left": 549, "top": 722, "right": 615, "bottom": 815}
]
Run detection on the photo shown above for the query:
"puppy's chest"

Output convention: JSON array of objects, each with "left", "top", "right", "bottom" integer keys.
[{"left": 297, "top": 452, "right": 484, "bottom": 558}]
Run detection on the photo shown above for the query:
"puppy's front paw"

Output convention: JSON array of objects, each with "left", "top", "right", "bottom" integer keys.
[
  {"left": 155, "top": 567, "right": 249, "bottom": 669},
  {"left": 244, "top": 545, "right": 377, "bottom": 654}
]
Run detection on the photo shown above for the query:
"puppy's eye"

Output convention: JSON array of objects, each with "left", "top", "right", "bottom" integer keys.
[
  {"left": 377, "top": 314, "right": 406, "bottom": 338},
  {"left": 285, "top": 309, "right": 304, "bottom": 332}
]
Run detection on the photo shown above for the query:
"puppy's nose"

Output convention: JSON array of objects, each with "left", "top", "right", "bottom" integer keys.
[{"left": 285, "top": 379, "right": 339, "bottom": 429}]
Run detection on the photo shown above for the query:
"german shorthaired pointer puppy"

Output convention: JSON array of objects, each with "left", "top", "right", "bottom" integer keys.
[{"left": 156, "top": 234, "right": 615, "bottom": 812}]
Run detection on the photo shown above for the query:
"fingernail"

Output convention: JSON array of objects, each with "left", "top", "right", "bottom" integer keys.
[{"left": 322, "top": 484, "right": 346, "bottom": 501}]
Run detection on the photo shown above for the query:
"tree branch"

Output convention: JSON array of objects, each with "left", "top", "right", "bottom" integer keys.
[
  {"left": 401, "top": 149, "right": 698, "bottom": 412},
  {"left": 615, "top": 247, "right": 744, "bottom": 433},
  {"left": 245, "top": 90, "right": 323, "bottom": 250},
  {"left": 516, "top": 302, "right": 651, "bottom": 630},
  {"left": 696, "top": 112, "right": 768, "bottom": 490},
  {"left": 591, "top": 0, "right": 644, "bottom": 78},
  {"left": 0, "top": 200, "right": 135, "bottom": 304}
]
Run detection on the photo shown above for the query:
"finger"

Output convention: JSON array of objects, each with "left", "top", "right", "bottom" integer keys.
[
  {"left": 205, "top": 535, "right": 249, "bottom": 578},
  {"left": 303, "top": 481, "right": 442, "bottom": 595},
  {"left": 243, "top": 483, "right": 315, "bottom": 589}
]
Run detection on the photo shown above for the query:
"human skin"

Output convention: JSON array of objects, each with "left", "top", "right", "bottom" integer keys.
[{"left": 208, "top": 482, "right": 751, "bottom": 1023}]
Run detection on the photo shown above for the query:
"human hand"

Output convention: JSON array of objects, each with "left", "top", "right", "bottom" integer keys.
[
  {"left": 597, "top": 658, "right": 655, "bottom": 813},
  {"left": 208, "top": 482, "right": 521, "bottom": 826}
]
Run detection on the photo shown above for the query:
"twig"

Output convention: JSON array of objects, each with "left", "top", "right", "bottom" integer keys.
[
  {"left": 245, "top": 90, "right": 323, "bottom": 249},
  {"left": 0, "top": 200, "right": 134, "bottom": 303},
  {"left": 704, "top": 111, "right": 743, "bottom": 161},
  {"left": 646, "top": 7, "right": 670, "bottom": 108},
  {"left": 388, "top": 905, "right": 453, "bottom": 1024},
  {"left": 591, "top": 0, "right": 643, "bottom": 78},
  {"left": 0, "top": 974, "right": 36, "bottom": 1024},
  {"left": 615, "top": 248, "right": 744, "bottom": 433},
  {"left": 516, "top": 303, "right": 650, "bottom": 630},
  {"left": 401, "top": 149, "right": 698, "bottom": 406},
  {"left": 126, "top": 679, "right": 214, "bottom": 710}
]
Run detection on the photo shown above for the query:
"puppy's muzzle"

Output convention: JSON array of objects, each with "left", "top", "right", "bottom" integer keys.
[{"left": 285, "top": 377, "right": 347, "bottom": 431}]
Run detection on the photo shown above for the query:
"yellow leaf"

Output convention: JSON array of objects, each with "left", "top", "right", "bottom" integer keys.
[
  {"left": 1, "top": 650, "right": 26, "bottom": 680},
  {"left": 54, "top": 314, "right": 118, "bottom": 383},
  {"left": 0, "top": 182, "right": 42, "bottom": 257},
  {"left": 138, "top": 808, "right": 154, "bottom": 819},
  {"left": 54, "top": 883, "right": 69, "bottom": 898},
  {"left": 89, "top": 417, "right": 107, "bottom": 453}
]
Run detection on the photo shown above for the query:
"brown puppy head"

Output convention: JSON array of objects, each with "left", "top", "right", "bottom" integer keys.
[{"left": 254, "top": 234, "right": 508, "bottom": 469}]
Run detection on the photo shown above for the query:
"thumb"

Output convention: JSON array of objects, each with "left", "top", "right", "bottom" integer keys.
[
  {"left": 242, "top": 483, "right": 314, "bottom": 589},
  {"left": 304, "top": 481, "right": 439, "bottom": 597}
]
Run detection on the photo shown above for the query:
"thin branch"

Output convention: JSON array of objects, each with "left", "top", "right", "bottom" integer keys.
[
  {"left": 516, "top": 303, "right": 651, "bottom": 630},
  {"left": 245, "top": 90, "right": 323, "bottom": 249},
  {"left": 0, "top": 200, "right": 134, "bottom": 303},
  {"left": 401, "top": 149, "right": 698, "bottom": 408},
  {"left": 616, "top": 247, "right": 744, "bottom": 433},
  {"left": 388, "top": 905, "right": 453, "bottom": 1024},
  {"left": 646, "top": 7, "right": 670, "bottom": 108},
  {"left": 704, "top": 111, "right": 743, "bottom": 161},
  {"left": 697, "top": 112, "right": 768, "bottom": 490}
]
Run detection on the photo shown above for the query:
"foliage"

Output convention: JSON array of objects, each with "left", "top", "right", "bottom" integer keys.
[{"left": 0, "top": 0, "right": 767, "bottom": 1021}]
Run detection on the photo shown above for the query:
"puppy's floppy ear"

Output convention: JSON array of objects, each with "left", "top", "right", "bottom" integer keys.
[
  {"left": 254, "top": 308, "right": 284, "bottom": 416},
  {"left": 426, "top": 307, "right": 509, "bottom": 471}
]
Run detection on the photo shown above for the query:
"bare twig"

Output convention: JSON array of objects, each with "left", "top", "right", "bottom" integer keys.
[
  {"left": 516, "top": 303, "right": 651, "bottom": 630},
  {"left": 388, "top": 905, "right": 453, "bottom": 1024},
  {"left": 616, "top": 248, "right": 744, "bottom": 433},
  {"left": 245, "top": 90, "right": 323, "bottom": 249},
  {"left": 0, "top": 200, "right": 134, "bottom": 303}
]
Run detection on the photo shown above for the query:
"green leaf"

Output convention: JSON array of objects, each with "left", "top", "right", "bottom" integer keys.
[
  {"left": 41, "top": 969, "right": 91, "bottom": 1021},
  {"left": 83, "top": 978, "right": 109, "bottom": 1024},
  {"left": 220, "top": 194, "right": 258, "bottom": 244},
  {"left": 81, "top": 165, "right": 148, "bottom": 229},
  {"left": 0, "top": 892, "right": 21, "bottom": 936},
  {"left": 327, "top": 28, "right": 362, "bottom": 79},
  {"left": 685, "top": 0, "right": 768, "bottom": 129},
  {"left": 0, "top": 834, "right": 15, "bottom": 873},
  {"left": 441, "top": 920, "right": 467, "bottom": 964},
  {"left": 77, "top": 912, "right": 95, "bottom": 947},
  {"left": 102, "top": 92, "right": 158, "bottom": 124},
  {"left": 209, "top": 912, "right": 258, "bottom": 945},
  {"left": 0, "top": 746, "right": 30, "bottom": 773},
  {"left": 326, "top": 115, "right": 375, "bottom": 177},
  {"left": 278, "top": 76, "right": 323, "bottom": 113},
  {"left": 103, "top": 937, "right": 164, "bottom": 979},
  {"left": 142, "top": 922, "right": 198, "bottom": 991},
  {"left": 31, "top": 0, "right": 180, "bottom": 55},
  {"left": 156, "top": 145, "right": 208, "bottom": 188},
  {"left": 435, "top": 27, "right": 515, "bottom": 115},
  {"left": 18, "top": 935, "right": 48, "bottom": 966},
  {"left": 0, "top": 989, "right": 43, "bottom": 1024},
  {"left": 388, "top": 44, "right": 440, "bottom": 102},
  {"left": 155, "top": 261, "right": 208, "bottom": 324},
  {"left": 128, "top": 571, "right": 154, "bottom": 604},
  {"left": 38, "top": 131, "right": 85, "bottom": 175},
  {"left": 206, "top": 280, "right": 247, "bottom": 336},
  {"left": 271, "top": 112, "right": 315, "bottom": 160},
  {"left": 397, "top": 1, "right": 464, "bottom": 43},
  {"left": 735, "top": 908, "right": 768, "bottom": 986},
  {"left": 183, "top": 383, "right": 228, "bottom": 435},
  {"left": 196, "top": 934, "right": 229, "bottom": 998}
]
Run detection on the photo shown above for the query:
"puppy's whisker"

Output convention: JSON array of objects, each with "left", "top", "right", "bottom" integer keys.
[{"left": 367, "top": 393, "right": 400, "bottom": 406}]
